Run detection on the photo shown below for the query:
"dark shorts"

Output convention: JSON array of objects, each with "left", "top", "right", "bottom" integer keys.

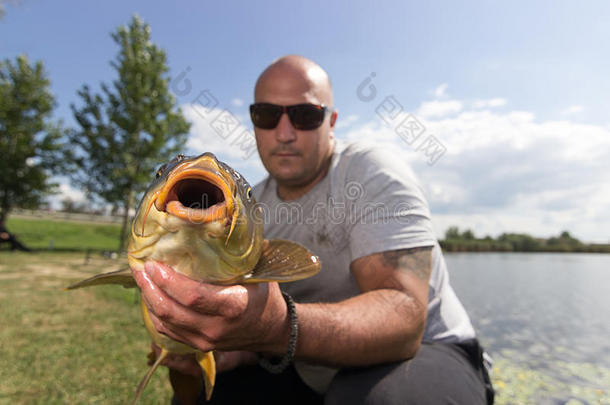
[{"left": 176, "top": 339, "right": 494, "bottom": 405}]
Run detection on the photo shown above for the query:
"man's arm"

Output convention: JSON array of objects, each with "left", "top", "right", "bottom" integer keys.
[
  {"left": 133, "top": 245, "right": 432, "bottom": 368},
  {"left": 294, "top": 246, "right": 432, "bottom": 366}
]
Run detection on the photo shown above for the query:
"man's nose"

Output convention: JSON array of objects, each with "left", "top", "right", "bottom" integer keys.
[{"left": 274, "top": 112, "right": 297, "bottom": 143}]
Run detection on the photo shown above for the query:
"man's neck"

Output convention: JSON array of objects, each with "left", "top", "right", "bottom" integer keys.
[{"left": 276, "top": 155, "right": 333, "bottom": 201}]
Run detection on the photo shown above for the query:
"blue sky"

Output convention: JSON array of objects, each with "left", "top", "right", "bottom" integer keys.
[{"left": 2, "top": 0, "right": 609, "bottom": 242}]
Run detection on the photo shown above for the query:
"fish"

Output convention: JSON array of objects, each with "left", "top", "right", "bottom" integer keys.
[{"left": 66, "top": 152, "right": 321, "bottom": 404}]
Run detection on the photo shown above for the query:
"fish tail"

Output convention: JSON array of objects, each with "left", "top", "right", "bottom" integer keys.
[{"left": 131, "top": 347, "right": 169, "bottom": 405}]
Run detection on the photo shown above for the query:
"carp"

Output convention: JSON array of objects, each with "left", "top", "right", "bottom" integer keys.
[{"left": 67, "top": 152, "right": 321, "bottom": 404}]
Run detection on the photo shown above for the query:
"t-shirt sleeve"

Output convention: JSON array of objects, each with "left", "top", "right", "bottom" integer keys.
[{"left": 344, "top": 146, "right": 437, "bottom": 261}]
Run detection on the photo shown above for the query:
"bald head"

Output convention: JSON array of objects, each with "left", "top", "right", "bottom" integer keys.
[
  {"left": 251, "top": 55, "right": 337, "bottom": 200},
  {"left": 254, "top": 55, "right": 333, "bottom": 107}
]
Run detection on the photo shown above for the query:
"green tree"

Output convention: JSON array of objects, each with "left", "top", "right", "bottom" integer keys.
[
  {"left": 0, "top": 55, "right": 64, "bottom": 243},
  {"left": 0, "top": 0, "right": 21, "bottom": 19},
  {"left": 461, "top": 229, "right": 475, "bottom": 240},
  {"left": 68, "top": 15, "right": 190, "bottom": 252},
  {"left": 445, "top": 226, "right": 461, "bottom": 239},
  {"left": 498, "top": 233, "right": 541, "bottom": 251}
]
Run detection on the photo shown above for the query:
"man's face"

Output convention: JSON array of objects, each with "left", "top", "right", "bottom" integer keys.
[{"left": 253, "top": 68, "right": 335, "bottom": 189}]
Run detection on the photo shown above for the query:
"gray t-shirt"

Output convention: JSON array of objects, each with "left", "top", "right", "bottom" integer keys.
[{"left": 253, "top": 140, "right": 475, "bottom": 392}]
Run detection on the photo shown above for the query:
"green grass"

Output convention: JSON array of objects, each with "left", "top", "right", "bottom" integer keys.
[
  {"left": 2, "top": 222, "right": 608, "bottom": 404},
  {"left": 5, "top": 217, "right": 121, "bottom": 252},
  {"left": 0, "top": 252, "right": 173, "bottom": 404}
]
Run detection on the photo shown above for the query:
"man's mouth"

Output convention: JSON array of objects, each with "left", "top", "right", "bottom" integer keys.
[{"left": 273, "top": 151, "right": 300, "bottom": 157}]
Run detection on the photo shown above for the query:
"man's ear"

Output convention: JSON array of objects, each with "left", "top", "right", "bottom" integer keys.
[{"left": 330, "top": 110, "right": 338, "bottom": 128}]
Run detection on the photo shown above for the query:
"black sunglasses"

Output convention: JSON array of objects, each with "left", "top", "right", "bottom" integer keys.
[{"left": 249, "top": 103, "right": 332, "bottom": 130}]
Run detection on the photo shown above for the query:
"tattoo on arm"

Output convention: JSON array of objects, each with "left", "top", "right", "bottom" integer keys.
[{"left": 381, "top": 246, "right": 433, "bottom": 281}]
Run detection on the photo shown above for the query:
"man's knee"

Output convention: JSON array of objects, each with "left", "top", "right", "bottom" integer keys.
[
  {"left": 325, "top": 360, "right": 409, "bottom": 405},
  {"left": 324, "top": 343, "right": 490, "bottom": 405}
]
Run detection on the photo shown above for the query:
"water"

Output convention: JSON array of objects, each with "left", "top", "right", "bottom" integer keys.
[{"left": 446, "top": 253, "right": 610, "bottom": 404}]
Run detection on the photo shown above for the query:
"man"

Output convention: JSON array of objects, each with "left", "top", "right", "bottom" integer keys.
[
  {"left": 0, "top": 224, "right": 31, "bottom": 251},
  {"left": 133, "top": 55, "right": 494, "bottom": 404}
]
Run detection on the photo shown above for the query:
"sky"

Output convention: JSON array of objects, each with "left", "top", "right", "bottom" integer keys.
[{"left": 2, "top": 0, "right": 609, "bottom": 242}]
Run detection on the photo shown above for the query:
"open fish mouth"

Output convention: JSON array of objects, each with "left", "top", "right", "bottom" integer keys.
[{"left": 154, "top": 169, "right": 234, "bottom": 224}]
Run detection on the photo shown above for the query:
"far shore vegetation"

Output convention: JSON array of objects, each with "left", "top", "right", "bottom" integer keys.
[
  {"left": 3, "top": 216, "right": 609, "bottom": 254},
  {"left": 441, "top": 227, "right": 610, "bottom": 253}
]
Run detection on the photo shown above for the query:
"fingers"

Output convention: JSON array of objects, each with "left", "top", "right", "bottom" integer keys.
[
  {"left": 131, "top": 260, "right": 281, "bottom": 354},
  {"left": 214, "top": 351, "right": 258, "bottom": 374},
  {"left": 143, "top": 261, "right": 249, "bottom": 319},
  {"left": 147, "top": 309, "right": 215, "bottom": 353},
  {"left": 135, "top": 269, "right": 212, "bottom": 335}
]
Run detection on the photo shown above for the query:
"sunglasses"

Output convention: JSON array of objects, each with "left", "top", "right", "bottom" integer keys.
[{"left": 249, "top": 103, "right": 332, "bottom": 130}]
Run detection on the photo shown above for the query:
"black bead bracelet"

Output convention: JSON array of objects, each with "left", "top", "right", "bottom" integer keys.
[{"left": 258, "top": 292, "right": 298, "bottom": 374}]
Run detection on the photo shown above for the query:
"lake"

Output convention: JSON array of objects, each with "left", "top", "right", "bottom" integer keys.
[{"left": 447, "top": 252, "right": 610, "bottom": 404}]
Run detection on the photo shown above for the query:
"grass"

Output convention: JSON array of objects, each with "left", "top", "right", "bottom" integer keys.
[
  {"left": 0, "top": 251, "right": 173, "bottom": 404},
  {"left": 5, "top": 217, "right": 122, "bottom": 252},
  {"left": 1, "top": 218, "right": 608, "bottom": 403}
]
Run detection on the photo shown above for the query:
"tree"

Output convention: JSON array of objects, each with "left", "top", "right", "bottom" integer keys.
[
  {"left": 445, "top": 226, "right": 461, "bottom": 240},
  {"left": 0, "top": 0, "right": 21, "bottom": 19},
  {"left": 61, "top": 197, "right": 85, "bottom": 214},
  {"left": 67, "top": 15, "right": 190, "bottom": 252},
  {"left": 461, "top": 229, "right": 475, "bottom": 240},
  {"left": 0, "top": 54, "right": 64, "bottom": 250}
]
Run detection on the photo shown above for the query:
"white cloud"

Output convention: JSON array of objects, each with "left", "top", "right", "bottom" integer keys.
[
  {"left": 335, "top": 114, "right": 359, "bottom": 130},
  {"left": 49, "top": 103, "right": 265, "bottom": 210},
  {"left": 45, "top": 97, "right": 609, "bottom": 243},
  {"left": 339, "top": 97, "right": 610, "bottom": 243},
  {"left": 561, "top": 105, "right": 584, "bottom": 115},
  {"left": 58, "top": 182, "right": 86, "bottom": 203},
  {"left": 47, "top": 103, "right": 269, "bottom": 212},
  {"left": 231, "top": 98, "right": 244, "bottom": 107},
  {"left": 182, "top": 103, "right": 266, "bottom": 182},
  {"left": 433, "top": 83, "right": 449, "bottom": 98},
  {"left": 47, "top": 181, "right": 88, "bottom": 210},
  {"left": 417, "top": 100, "right": 463, "bottom": 118},
  {"left": 472, "top": 98, "right": 507, "bottom": 109}
]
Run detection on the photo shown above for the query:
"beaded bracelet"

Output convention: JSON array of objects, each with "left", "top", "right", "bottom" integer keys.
[{"left": 258, "top": 292, "right": 298, "bottom": 374}]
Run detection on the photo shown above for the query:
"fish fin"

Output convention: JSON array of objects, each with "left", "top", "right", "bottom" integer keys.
[
  {"left": 65, "top": 268, "right": 136, "bottom": 290},
  {"left": 225, "top": 207, "right": 239, "bottom": 247},
  {"left": 141, "top": 192, "right": 158, "bottom": 236},
  {"left": 131, "top": 347, "right": 169, "bottom": 405},
  {"left": 196, "top": 351, "right": 216, "bottom": 401},
  {"left": 242, "top": 239, "right": 321, "bottom": 283}
]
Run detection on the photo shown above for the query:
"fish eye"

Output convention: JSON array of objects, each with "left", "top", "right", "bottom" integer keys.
[{"left": 155, "top": 164, "right": 167, "bottom": 179}]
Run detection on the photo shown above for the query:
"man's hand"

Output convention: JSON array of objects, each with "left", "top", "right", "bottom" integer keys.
[
  {"left": 132, "top": 261, "right": 291, "bottom": 356},
  {"left": 133, "top": 245, "right": 432, "bottom": 369},
  {"left": 215, "top": 351, "right": 259, "bottom": 373}
]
